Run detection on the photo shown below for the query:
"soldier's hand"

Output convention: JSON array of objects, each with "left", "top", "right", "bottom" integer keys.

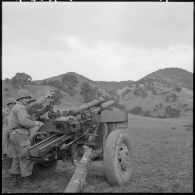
[
  {"left": 45, "top": 98, "right": 51, "bottom": 106},
  {"left": 45, "top": 91, "right": 55, "bottom": 99},
  {"left": 35, "top": 121, "right": 44, "bottom": 127},
  {"left": 2, "top": 153, "right": 8, "bottom": 159}
]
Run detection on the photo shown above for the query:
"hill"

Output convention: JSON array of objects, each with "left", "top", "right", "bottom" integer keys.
[
  {"left": 138, "top": 67, "right": 193, "bottom": 90},
  {"left": 33, "top": 72, "right": 110, "bottom": 98},
  {"left": 118, "top": 68, "right": 193, "bottom": 118},
  {"left": 96, "top": 80, "right": 134, "bottom": 93},
  {"left": 2, "top": 84, "right": 83, "bottom": 110},
  {"left": 2, "top": 67, "right": 193, "bottom": 119}
]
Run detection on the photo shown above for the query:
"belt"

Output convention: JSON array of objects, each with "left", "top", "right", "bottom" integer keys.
[{"left": 12, "top": 128, "right": 30, "bottom": 135}]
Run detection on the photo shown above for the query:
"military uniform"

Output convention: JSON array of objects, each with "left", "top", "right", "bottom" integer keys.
[
  {"left": 2, "top": 108, "right": 11, "bottom": 156},
  {"left": 2, "top": 98, "right": 16, "bottom": 158},
  {"left": 8, "top": 96, "right": 42, "bottom": 178}
]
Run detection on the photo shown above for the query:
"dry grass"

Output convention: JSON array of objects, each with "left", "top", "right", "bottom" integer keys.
[{"left": 2, "top": 114, "right": 193, "bottom": 193}]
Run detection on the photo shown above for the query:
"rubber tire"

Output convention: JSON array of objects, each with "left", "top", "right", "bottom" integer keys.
[
  {"left": 32, "top": 160, "right": 58, "bottom": 178},
  {"left": 103, "top": 129, "right": 133, "bottom": 185}
]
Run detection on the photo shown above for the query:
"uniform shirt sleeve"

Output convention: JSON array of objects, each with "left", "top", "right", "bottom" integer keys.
[
  {"left": 16, "top": 106, "right": 38, "bottom": 128},
  {"left": 34, "top": 105, "right": 50, "bottom": 118},
  {"left": 2, "top": 109, "right": 5, "bottom": 120},
  {"left": 33, "top": 96, "right": 47, "bottom": 106}
]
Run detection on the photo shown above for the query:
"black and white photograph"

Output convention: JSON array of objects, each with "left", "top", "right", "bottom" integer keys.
[{"left": 2, "top": 1, "right": 193, "bottom": 193}]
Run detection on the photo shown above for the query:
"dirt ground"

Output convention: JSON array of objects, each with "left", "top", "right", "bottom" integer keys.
[{"left": 2, "top": 113, "right": 193, "bottom": 193}]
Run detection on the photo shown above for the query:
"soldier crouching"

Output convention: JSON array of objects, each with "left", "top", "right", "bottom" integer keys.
[{"left": 8, "top": 89, "right": 43, "bottom": 186}]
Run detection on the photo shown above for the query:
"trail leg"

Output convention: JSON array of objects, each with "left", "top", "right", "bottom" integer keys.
[{"left": 65, "top": 145, "right": 92, "bottom": 193}]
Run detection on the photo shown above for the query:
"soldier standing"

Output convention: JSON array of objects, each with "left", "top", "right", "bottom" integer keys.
[
  {"left": 26, "top": 94, "right": 54, "bottom": 121},
  {"left": 8, "top": 89, "right": 43, "bottom": 186},
  {"left": 2, "top": 98, "right": 16, "bottom": 158}
]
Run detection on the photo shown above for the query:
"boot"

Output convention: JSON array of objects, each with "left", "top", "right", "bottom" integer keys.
[
  {"left": 21, "top": 176, "right": 31, "bottom": 185},
  {"left": 10, "top": 174, "right": 21, "bottom": 187}
]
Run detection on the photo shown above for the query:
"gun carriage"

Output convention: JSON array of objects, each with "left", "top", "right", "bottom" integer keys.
[{"left": 9, "top": 97, "right": 133, "bottom": 192}]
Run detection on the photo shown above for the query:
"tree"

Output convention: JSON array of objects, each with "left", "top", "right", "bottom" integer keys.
[
  {"left": 61, "top": 74, "right": 78, "bottom": 96},
  {"left": 11, "top": 72, "right": 32, "bottom": 89},
  {"left": 42, "top": 80, "right": 48, "bottom": 85},
  {"left": 80, "top": 82, "right": 96, "bottom": 103},
  {"left": 47, "top": 80, "right": 62, "bottom": 89},
  {"left": 52, "top": 90, "right": 63, "bottom": 105},
  {"left": 4, "top": 78, "right": 10, "bottom": 84}
]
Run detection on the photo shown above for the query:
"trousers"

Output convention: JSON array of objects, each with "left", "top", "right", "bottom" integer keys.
[
  {"left": 2, "top": 125, "right": 14, "bottom": 157},
  {"left": 9, "top": 128, "right": 34, "bottom": 177}
]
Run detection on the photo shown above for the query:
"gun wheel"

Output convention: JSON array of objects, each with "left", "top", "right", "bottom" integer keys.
[{"left": 103, "top": 129, "right": 133, "bottom": 185}]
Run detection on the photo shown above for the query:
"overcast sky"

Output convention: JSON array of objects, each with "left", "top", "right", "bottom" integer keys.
[{"left": 2, "top": 2, "right": 193, "bottom": 82}]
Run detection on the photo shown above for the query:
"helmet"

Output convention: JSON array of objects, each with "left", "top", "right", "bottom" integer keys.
[
  {"left": 28, "top": 95, "right": 37, "bottom": 103},
  {"left": 7, "top": 98, "right": 16, "bottom": 105},
  {"left": 16, "top": 89, "right": 32, "bottom": 100}
]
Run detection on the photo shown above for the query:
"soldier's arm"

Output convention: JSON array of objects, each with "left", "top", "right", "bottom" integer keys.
[
  {"left": 34, "top": 105, "right": 51, "bottom": 118},
  {"left": 2, "top": 110, "right": 5, "bottom": 120},
  {"left": 29, "top": 93, "right": 53, "bottom": 111},
  {"left": 29, "top": 96, "right": 46, "bottom": 110},
  {"left": 17, "top": 106, "right": 40, "bottom": 128}
]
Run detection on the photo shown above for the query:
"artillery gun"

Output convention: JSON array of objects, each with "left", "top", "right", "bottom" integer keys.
[{"left": 25, "top": 97, "right": 133, "bottom": 191}]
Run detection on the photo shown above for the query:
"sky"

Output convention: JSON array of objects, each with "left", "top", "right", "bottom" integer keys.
[{"left": 2, "top": 2, "right": 193, "bottom": 82}]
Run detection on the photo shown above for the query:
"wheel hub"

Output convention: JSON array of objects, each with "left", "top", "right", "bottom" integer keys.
[{"left": 118, "top": 143, "right": 131, "bottom": 171}]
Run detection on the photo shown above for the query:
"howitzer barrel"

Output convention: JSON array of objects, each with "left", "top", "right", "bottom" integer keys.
[
  {"left": 91, "top": 100, "right": 114, "bottom": 113},
  {"left": 69, "top": 97, "right": 105, "bottom": 115}
]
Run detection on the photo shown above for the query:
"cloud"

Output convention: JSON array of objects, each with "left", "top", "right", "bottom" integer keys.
[
  {"left": 2, "top": 36, "right": 193, "bottom": 81},
  {"left": 2, "top": 2, "right": 193, "bottom": 81}
]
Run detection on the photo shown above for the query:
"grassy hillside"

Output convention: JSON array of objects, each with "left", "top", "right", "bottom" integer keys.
[
  {"left": 119, "top": 79, "right": 193, "bottom": 118},
  {"left": 138, "top": 68, "right": 193, "bottom": 91},
  {"left": 2, "top": 67, "right": 193, "bottom": 119},
  {"left": 2, "top": 114, "right": 192, "bottom": 193},
  {"left": 2, "top": 84, "right": 83, "bottom": 109},
  {"left": 96, "top": 80, "right": 134, "bottom": 93}
]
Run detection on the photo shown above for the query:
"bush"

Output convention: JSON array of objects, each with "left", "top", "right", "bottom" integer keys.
[
  {"left": 128, "top": 106, "right": 143, "bottom": 115},
  {"left": 4, "top": 78, "right": 10, "bottom": 84},
  {"left": 53, "top": 90, "right": 63, "bottom": 105},
  {"left": 80, "top": 82, "right": 96, "bottom": 103},
  {"left": 113, "top": 102, "right": 126, "bottom": 110},
  {"left": 47, "top": 80, "right": 63, "bottom": 89},
  {"left": 61, "top": 74, "right": 78, "bottom": 95},
  {"left": 42, "top": 80, "right": 48, "bottom": 85},
  {"left": 166, "top": 93, "right": 178, "bottom": 102},
  {"left": 143, "top": 110, "right": 150, "bottom": 117},
  {"left": 165, "top": 106, "right": 181, "bottom": 118},
  {"left": 10, "top": 72, "right": 32, "bottom": 89},
  {"left": 121, "top": 88, "right": 131, "bottom": 99},
  {"left": 133, "top": 87, "right": 147, "bottom": 97},
  {"left": 4, "top": 88, "right": 9, "bottom": 92}
]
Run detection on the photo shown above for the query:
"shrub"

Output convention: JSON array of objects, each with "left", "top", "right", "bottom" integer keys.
[
  {"left": 128, "top": 106, "right": 143, "bottom": 115},
  {"left": 61, "top": 74, "right": 78, "bottom": 95},
  {"left": 4, "top": 88, "right": 9, "bottom": 92},
  {"left": 80, "top": 82, "right": 96, "bottom": 103},
  {"left": 121, "top": 88, "right": 131, "bottom": 99},
  {"left": 165, "top": 106, "right": 181, "bottom": 118},
  {"left": 42, "top": 80, "right": 48, "bottom": 85},
  {"left": 133, "top": 87, "right": 147, "bottom": 97},
  {"left": 53, "top": 90, "right": 63, "bottom": 105},
  {"left": 10, "top": 72, "right": 32, "bottom": 89},
  {"left": 166, "top": 93, "right": 178, "bottom": 102}
]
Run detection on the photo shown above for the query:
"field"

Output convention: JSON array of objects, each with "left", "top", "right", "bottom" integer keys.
[{"left": 2, "top": 113, "right": 193, "bottom": 193}]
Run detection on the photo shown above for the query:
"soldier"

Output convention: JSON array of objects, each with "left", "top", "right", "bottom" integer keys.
[
  {"left": 8, "top": 89, "right": 43, "bottom": 186},
  {"left": 27, "top": 94, "right": 54, "bottom": 121},
  {"left": 2, "top": 98, "right": 16, "bottom": 158}
]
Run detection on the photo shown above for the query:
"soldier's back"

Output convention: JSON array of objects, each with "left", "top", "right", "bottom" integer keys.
[
  {"left": 9, "top": 103, "right": 26, "bottom": 129},
  {"left": 2, "top": 108, "right": 10, "bottom": 126}
]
